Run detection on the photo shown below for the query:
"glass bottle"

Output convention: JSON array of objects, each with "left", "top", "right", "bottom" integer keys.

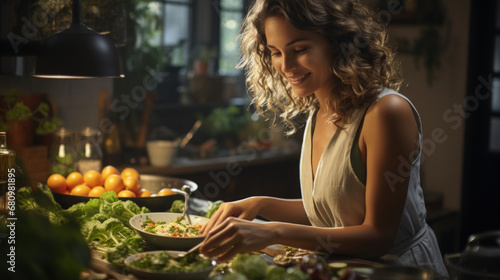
[
  {"left": 49, "top": 127, "right": 77, "bottom": 177},
  {"left": 76, "top": 126, "right": 103, "bottom": 174},
  {"left": 102, "top": 121, "right": 122, "bottom": 166},
  {"left": 0, "top": 132, "right": 16, "bottom": 218}
]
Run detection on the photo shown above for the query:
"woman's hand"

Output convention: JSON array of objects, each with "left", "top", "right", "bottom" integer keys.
[
  {"left": 200, "top": 217, "right": 276, "bottom": 261},
  {"left": 200, "top": 197, "right": 262, "bottom": 235}
]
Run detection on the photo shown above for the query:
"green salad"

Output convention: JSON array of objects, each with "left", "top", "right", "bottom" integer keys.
[{"left": 129, "top": 251, "right": 213, "bottom": 273}]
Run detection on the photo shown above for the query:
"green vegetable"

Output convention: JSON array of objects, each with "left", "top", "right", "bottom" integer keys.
[
  {"left": 264, "top": 265, "right": 286, "bottom": 280},
  {"left": 64, "top": 191, "right": 150, "bottom": 267},
  {"left": 211, "top": 272, "right": 249, "bottom": 280},
  {"left": 129, "top": 251, "right": 212, "bottom": 273},
  {"left": 169, "top": 199, "right": 185, "bottom": 213},
  {"left": 205, "top": 200, "right": 223, "bottom": 218},
  {"left": 280, "top": 267, "right": 309, "bottom": 280},
  {"left": 5, "top": 188, "right": 90, "bottom": 280},
  {"left": 17, "top": 184, "right": 68, "bottom": 225},
  {"left": 230, "top": 253, "right": 268, "bottom": 280}
]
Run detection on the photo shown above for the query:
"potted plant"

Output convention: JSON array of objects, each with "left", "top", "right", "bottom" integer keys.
[
  {"left": 0, "top": 88, "right": 63, "bottom": 150},
  {"left": 192, "top": 45, "right": 218, "bottom": 76}
]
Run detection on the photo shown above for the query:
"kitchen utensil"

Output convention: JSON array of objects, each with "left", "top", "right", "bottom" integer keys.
[
  {"left": 177, "top": 241, "right": 204, "bottom": 258},
  {"left": 445, "top": 230, "right": 500, "bottom": 279},
  {"left": 170, "top": 187, "right": 192, "bottom": 225},
  {"left": 129, "top": 212, "right": 209, "bottom": 250},
  {"left": 181, "top": 185, "right": 193, "bottom": 225},
  {"left": 179, "top": 120, "right": 202, "bottom": 149}
]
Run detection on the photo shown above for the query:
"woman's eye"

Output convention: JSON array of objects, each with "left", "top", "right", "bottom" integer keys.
[
  {"left": 271, "top": 51, "right": 281, "bottom": 57},
  {"left": 295, "top": 48, "right": 307, "bottom": 53}
]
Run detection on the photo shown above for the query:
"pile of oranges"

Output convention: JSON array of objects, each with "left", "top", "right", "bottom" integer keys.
[{"left": 46, "top": 165, "right": 175, "bottom": 198}]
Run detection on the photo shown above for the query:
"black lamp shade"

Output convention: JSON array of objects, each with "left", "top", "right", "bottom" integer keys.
[
  {"left": 33, "top": 0, "right": 123, "bottom": 79},
  {"left": 33, "top": 24, "right": 123, "bottom": 78}
]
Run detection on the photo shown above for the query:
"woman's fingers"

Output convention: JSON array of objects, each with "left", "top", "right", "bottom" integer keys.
[
  {"left": 200, "top": 219, "right": 236, "bottom": 255},
  {"left": 200, "top": 209, "right": 221, "bottom": 234}
]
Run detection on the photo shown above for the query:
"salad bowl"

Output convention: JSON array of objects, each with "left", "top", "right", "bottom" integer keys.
[
  {"left": 129, "top": 212, "right": 209, "bottom": 250},
  {"left": 124, "top": 250, "right": 215, "bottom": 280}
]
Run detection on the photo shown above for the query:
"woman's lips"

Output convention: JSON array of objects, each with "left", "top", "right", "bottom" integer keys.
[{"left": 287, "top": 73, "right": 310, "bottom": 85}]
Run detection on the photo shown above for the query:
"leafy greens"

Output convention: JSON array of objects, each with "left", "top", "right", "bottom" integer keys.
[{"left": 64, "top": 191, "right": 150, "bottom": 267}]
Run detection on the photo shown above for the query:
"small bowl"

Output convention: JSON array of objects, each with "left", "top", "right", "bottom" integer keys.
[
  {"left": 129, "top": 212, "right": 209, "bottom": 250},
  {"left": 52, "top": 175, "right": 197, "bottom": 212},
  {"left": 124, "top": 250, "right": 214, "bottom": 280},
  {"left": 147, "top": 140, "right": 178, "bottom": 167}
]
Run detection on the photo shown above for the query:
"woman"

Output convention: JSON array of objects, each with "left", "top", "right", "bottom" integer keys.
[{"left": 199, "top": 0, "right": 448, "bottom": 276}]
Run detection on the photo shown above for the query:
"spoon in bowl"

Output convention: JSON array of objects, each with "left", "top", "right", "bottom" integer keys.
[{"left": 171, "top": 186, "right": 192, "bottom": 225}]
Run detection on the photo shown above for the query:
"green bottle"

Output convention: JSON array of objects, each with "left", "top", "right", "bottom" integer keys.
[{"left": 0, "top": 132, "right": 16, "bottom": 218}]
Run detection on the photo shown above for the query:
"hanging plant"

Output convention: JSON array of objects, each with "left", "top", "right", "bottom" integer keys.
[
  {"left": 412, "top": 25, "right": 443, "bottom": 85},
  {"left": 411, "top": 0, "right": 449, "bottom": 86}
]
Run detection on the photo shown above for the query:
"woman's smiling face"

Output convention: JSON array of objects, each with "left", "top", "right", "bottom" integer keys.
[{"left": 265, "top": 16, "right": 335, "bottom": 99}]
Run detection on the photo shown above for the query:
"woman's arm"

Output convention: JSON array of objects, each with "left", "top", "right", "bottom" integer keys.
[
  {"left": 255, "top": 197, "right": 311, "bottom": 224},
  {"left": 200, "top": 196, "right": 310, "bottom": 234},
  {"left": 201, "top": 95, "right": 420, "bottom": 261}
]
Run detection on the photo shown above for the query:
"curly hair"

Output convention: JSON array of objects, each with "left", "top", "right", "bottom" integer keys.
[{"left": 238, "top": 0, "right": 403, "bottom": 134}]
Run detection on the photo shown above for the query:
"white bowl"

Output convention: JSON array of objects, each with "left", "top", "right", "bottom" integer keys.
[
  {"left": 129, "top": 212, "right": 209, "bottom": 250},
  {"left": 147, "top": 140, "right": 178, "bottom": 167}
]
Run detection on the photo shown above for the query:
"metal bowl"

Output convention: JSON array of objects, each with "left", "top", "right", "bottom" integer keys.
[
  {"left": 446, "top": 253, "right": 500, "bottom": 280},
  {"left": 52, "top": 174, "right": 198, "bottom": 212}
]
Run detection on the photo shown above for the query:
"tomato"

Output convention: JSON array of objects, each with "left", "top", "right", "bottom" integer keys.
[
  {"left": 70, "top": 184, "right": 91, "bottom": 196},
  {"left": 117, "top": 189, "right": 136, "bottom": 197},
  {"left": 88, "top": 186, "right": 106, "bottom": 197},
  {"left": 47, "top": 174, "right": 67, "bottom": 193},
  {"left": 84, "top": 170, "right": 102, "bottom": 188},
  {"left": 66, "top": 172, "right": 84, "bottom": 190},
  {"left": 104, "top": 174, "right": 125, "bottom": 194},
  {"left": 101, "top": 165, "right": 119, "bottom": 182}
]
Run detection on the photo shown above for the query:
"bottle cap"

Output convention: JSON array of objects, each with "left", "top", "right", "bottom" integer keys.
[
  {"left": 55, "top": 127, "right": 73, "bottom": 138},
  {"left": 81, "top": 126, "right": 99, "bottom": 137}
]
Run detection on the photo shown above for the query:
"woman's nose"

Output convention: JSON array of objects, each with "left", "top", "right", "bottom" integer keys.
[{"left": 282, "top": 54, "right": 297, "bottom": 72}]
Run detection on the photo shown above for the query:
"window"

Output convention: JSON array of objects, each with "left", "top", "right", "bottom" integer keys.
[
  {"left": 491, "top": 0, "right": 500, "bottom": 152},
  {"left": 162, "top": 0, "right": 191, "bottom": 66},
  {"left": 218, "top": 0, "right": 245, "bottom": 76}
]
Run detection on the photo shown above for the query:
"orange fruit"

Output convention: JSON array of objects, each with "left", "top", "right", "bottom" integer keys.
[
  {"left": 157, "top": 188, "right": 175, "bottom": 196},
  {"left": 47, "top": 174, "right": 67, "bottom": 193},
  {"left": 66, "top": 172, "right": 84, "bottom": 190},
  {"left": 104, "top": 174, "right": 125, "bottom": 194},
  {"left": 70, "top": 184, "right": 91, "bottom": 196},
  {"left": 84, "top": 170, "right": 102, "bottom": 188},
  {"left": 123, "top": 176, "right": 141, "bottom": 195},
  {"left": 101, "top": 165, "right": 119, "bottom": 182},
  {"left": 88, "top": 186, "right": 106, "bottom": 197},
  {"left": 139, "top": 189, "right": 151, "bottom": 197},
  {"left": 117, "top": 189, "right": 137, "bottom": 197},
  {"left": 120, "top": 167, "right": 140, "bottom": 180}
]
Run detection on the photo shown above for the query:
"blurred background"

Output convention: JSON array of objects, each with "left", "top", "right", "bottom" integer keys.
[{"left": 0, "top": 0, "right": 497, "bottom": 258}]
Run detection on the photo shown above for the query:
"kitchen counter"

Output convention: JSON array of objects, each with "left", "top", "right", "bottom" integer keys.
[
  {"left": 129, "top": 149, "right": 302, "bottom": 201},
  {"left": 133, "top": 149, "right": 300, "bottom": 177}
]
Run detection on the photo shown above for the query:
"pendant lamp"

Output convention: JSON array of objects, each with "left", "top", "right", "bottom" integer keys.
[{"left": 33, "top": 0, "right": 123, "bottom": 78}]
